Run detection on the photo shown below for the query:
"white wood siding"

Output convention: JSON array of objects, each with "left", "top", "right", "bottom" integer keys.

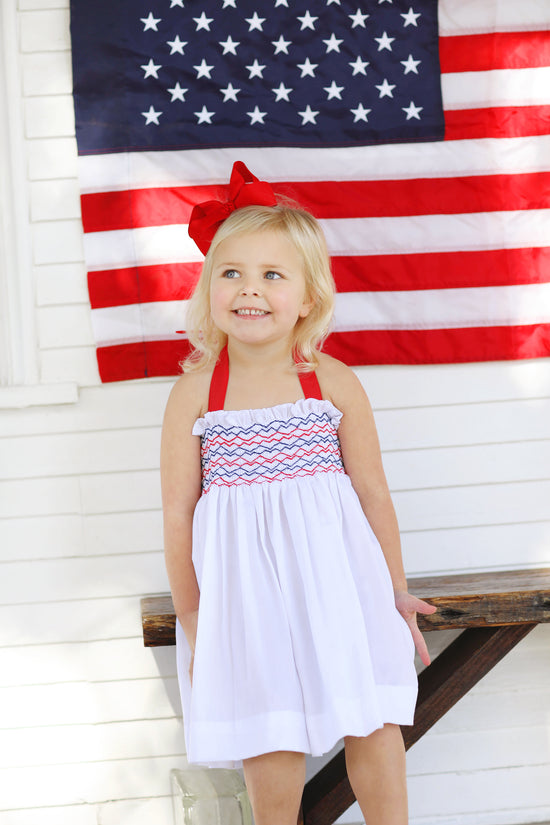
[{"left": 0, "top": 2, "right": 548, "bottom": 823}]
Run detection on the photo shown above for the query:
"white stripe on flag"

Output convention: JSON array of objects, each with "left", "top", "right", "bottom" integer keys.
[
  {"left": 83, "top": 225, "right": 202, "bottom": 270},
  {"left": 438, "top": 0, "right": 550, "bottom": 35},
  {"left": 442, "top": 68, "right": 550, "bottom": 110},
  {"left": 333, "top": 282, "right": 550, "bottom": 331},
  {"left": 91, "top": 282, "right": 550, "bottom": 347},
  {"left": 83, "top": 209, "right": 550, "bottom": 270},
  {"left": 77, "top": 136, "right": 550, "bottom": 192},
  {"left": 91, "top": 300, "right": 190, "bottom": 346},
  {"left": 321, "top": 210, "right": 550, "bottom": 256}
]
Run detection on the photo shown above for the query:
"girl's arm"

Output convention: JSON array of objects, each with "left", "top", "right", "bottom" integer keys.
[
  {"left": 160, "top": 372, "right": 206, "bottom": 654},
  {"left": 321, "top": 357, "right": 436, "bottom": 665}
]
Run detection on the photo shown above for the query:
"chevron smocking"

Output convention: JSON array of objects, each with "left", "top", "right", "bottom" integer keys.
[{"left": 199, "top": 410, "right": 345, "bottom": 493}]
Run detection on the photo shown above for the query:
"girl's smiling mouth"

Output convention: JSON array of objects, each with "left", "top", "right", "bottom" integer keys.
[{"left": 233, "top": 308, "right": 270, "bottom": 317}]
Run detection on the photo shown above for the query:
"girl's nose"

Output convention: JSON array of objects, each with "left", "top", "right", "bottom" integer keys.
[{"left": 240, "top": 278, "right": 261, "bottom": 296}]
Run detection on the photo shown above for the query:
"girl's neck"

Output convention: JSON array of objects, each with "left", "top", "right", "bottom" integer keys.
[
  {"left": 225, "top": 337, "right": 295, "bottom": 373},
  {"left": 222, "top": 337, "right": 303, "bottom": 411}
]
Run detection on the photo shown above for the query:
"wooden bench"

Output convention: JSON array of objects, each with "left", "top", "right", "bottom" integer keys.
[{"left": 141, "top": 567, "right": 550, "bottom": 825}]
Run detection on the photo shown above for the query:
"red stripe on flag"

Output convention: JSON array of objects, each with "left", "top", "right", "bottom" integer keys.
[
  {"left": 88, "top": 247, "right": 550, "bottom": 309},
  {"left": 80, "top": 170, "right": 550, "bottom": 232},
  {"left": 97, "top": 339, "right": 192, "bottom": 382},
  {"left": 88, "top": 262, "right": 201, "bottom": 308},
  {"left": 290, "top": 173, "right": 550, "bottom": 219},
  {"left": 331, "top": 247, "right": 550, "bottom": 293},
  {"left": 440, "top": 31, "right": 550, "bottom": 73},
  {"left": 96, "top": 323, "right": 550, "bottom": 381},
  {"left": 80, "top": 185, "right": 217, "bottom": 234},
  {"left": 324, "top": 324, "right": 550, "bottom": 366},
  {"left": 444, "top": 105, "right": 550, "bottom": 141}
]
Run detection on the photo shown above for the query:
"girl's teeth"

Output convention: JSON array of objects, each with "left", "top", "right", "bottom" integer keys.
[{"left": 236, "top": 309, "right": 267, "bottom": 316}]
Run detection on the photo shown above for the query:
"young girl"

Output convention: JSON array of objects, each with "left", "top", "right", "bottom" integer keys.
[{"left": 161, "top": 161, "right": 436, "bottom": 825}]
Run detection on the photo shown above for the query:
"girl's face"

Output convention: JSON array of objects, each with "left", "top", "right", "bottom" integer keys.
[{"left": 209, "top": 229, "right": 313, "bottom": 348}]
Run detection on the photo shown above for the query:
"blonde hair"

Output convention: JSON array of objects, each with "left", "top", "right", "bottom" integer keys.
[{"left": 182, "top": 204, "right": 335, "bottom": 372}]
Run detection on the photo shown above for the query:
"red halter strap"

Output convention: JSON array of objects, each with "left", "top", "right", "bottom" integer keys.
[
  {"left": 207, "top": 344, "right": 230, "bottom": 412},
  {"left": 297, "top": 363, "right": 323, "bottom": 400},
  {"left": 207, "top": 345, "right": 323, "bottom": 411}
]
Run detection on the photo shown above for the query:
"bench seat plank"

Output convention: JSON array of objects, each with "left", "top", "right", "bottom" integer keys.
[{"left": 410, "top": 567, "right": 550, "bottom": 630}]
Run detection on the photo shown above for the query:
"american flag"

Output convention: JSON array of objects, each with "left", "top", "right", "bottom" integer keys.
[{"left": 70, "top": 0, "right": 550, "bottom": 382}]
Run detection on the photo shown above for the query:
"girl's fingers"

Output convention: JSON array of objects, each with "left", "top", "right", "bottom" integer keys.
[
  {"left": 409, "top": 619, "right": 432, "bottom": 666},
  {"left": 394, "top": 591, "right": 436, "bottom": 667},
  {"left": 413, "top": 596, "right": 437, "bottom": 615}
]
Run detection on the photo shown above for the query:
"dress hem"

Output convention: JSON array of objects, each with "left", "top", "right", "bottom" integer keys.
[{"left": 185, "top": 687, "right": 417, "bottom": 767}]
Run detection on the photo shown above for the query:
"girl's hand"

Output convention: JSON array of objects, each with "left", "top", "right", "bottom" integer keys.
[
  {"left": 394, "top": 590, "right": 437, "bottom": 666},
  {"left": 180, "top": 609, "right": 199, "bottom": 684}
]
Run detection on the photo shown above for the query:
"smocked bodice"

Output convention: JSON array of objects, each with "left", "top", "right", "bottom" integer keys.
[{"left": 192, "top": 399, "right": 345, "bottom": 493}]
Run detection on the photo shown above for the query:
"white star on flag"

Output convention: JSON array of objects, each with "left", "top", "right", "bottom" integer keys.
[
  {"left": 167, "top": 36, "right": 187, "bottom": 55},
  {"left": 349, "top": 56, "right": 369, "bottom": 75},
  {"left": 350, "top": 103, "right": 371, "bottom": 122},
  {"left": 298, "top": 105, "right": 319, "bottom": 124},
  {"left": 376, "top": 79, "right": 396, "bottom": 98},
  {"left": 401, "top": 8, "right": 421, "bottom": 26},
  {"left": 141, "top": 105, "right": 162, "bottom": 124},
  {"left": 246, "top": 60, "right": 266, "bottom": 79},
  {"left": 272, "top": 82, "right": 292, "bottom": 102},
  {"left": 324, "top": 81, "right": 344, "bottom": 100},
  {"left": 167, "top": 82, "right": 187, "bottom": 102},
  {"left": 141, "top": 59, "right": 161, "bottom": 78},
  {"left": 247, "top": 106, "right": 267, "bottom": 124},
  {"left": 141, "top": 13, "right": 161, "bottom": 31},
  {"left": 193, "top": 12, "right": 213, "bottom": 31},
  {"left": 297, "top": 11, "right": 318, "bottom": 30},
  {"left": 272, "top": 35, "right": 291, "bottom": 54},
  {"left": 401, "top": 54, "right": 421, "bottom": 74},
  {"left": 245, "top": 12, "right": 265, "bottom": 31},
  {"left": 220, "top": 36, "right": 240, "bottom": 55},
  {"left": 375, "top": 31, "right": 395, "bottom": 51},
  {"left": 349, "top": 9, "right": 369, "bottom": 27},
  {"left": 298, "top": 58, "right": 318, "bottom": 78},
  {"left": 323, "top": 34, "right": 343, "bottom": 53},
  {"left": 194, "top": 106, "right": 214, "bottom": 123},
  {"left": 402, "top": 100, "right": 423, "bottom": 119},
  {"left": 194, "top": 59, "right": 214, "bottom": 79},
  {"left": 221, "top": 83, "right": 240, "bottom": 102}
]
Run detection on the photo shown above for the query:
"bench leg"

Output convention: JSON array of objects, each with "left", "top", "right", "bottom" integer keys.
[{"left": 300, "top": 623, "right": 537, "bottom": 825}]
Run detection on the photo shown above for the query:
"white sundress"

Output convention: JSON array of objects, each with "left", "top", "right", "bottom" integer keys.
[{"left": 176, "top": 358, "right": 417, "bottom": 766}]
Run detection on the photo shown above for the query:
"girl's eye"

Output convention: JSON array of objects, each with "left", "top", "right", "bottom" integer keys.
[
  {"left": 223, "top": 269, "right": 240, "bottom": 279},
  {"left": 265, "top": 271, "right": 282, "bottom": 280}
]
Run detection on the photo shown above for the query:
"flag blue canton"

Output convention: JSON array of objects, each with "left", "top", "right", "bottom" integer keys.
[{"left": 71, "top": 0, "right": 444, "bottom": 153}]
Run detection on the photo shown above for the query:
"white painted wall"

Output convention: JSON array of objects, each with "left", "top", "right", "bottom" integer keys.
[{"left": 0, "top": 2, "right": 549, "bottom": 824}]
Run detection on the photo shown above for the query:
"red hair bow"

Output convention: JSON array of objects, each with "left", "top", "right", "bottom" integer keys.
[{"left": 188, "top": 161, "right": 278, "bottom": 255}]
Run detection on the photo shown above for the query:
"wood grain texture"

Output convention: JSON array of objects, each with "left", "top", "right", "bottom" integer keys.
[{"left": 412, "top": 568, "right": 550, "bottom": 630}]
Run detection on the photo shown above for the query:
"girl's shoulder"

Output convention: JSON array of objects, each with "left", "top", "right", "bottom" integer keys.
[
  {"left": 316, "top": 352, "right": 368, "bottom": 407},
  {"left": 165, "top": 365, "right": 214, "bottom": 422}
]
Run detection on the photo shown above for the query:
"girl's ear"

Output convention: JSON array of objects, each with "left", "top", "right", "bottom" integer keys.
[
  {"left": 298, "top": 298, "right": 314, "bottom": 318},
  {"left": 298, "top": 289, "right": 315, "bottom": 318}
]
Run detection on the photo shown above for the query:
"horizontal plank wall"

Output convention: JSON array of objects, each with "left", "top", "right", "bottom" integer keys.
[{"left": 0, "top": 1, "right": 549, "bottom": 824}]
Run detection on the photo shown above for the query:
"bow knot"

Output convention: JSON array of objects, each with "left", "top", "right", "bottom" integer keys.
[{"left": 188, "top": 161, "right": 278, "bottom": 255}]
